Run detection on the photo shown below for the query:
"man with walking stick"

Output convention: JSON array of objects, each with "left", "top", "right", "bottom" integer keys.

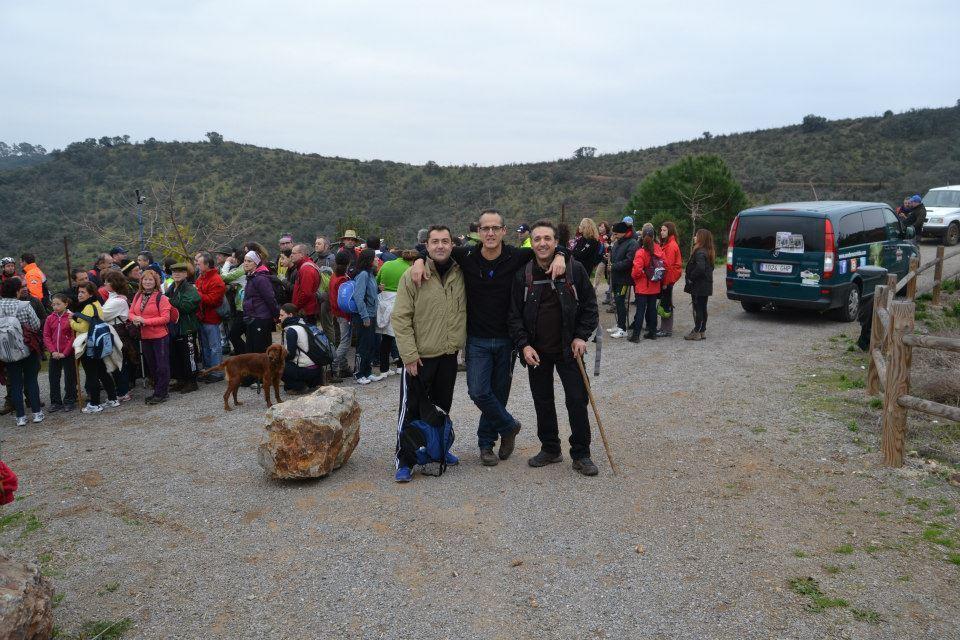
[{"left": 508, "top": 220, "right": 602, "bottom": 476}]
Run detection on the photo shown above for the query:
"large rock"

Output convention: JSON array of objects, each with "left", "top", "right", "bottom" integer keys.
[
  {"left": 0, "top": 552, "right": 54, "bottom": 640},
  {"left": 257, "top": 386, "right": 361, "bottom": 479}
]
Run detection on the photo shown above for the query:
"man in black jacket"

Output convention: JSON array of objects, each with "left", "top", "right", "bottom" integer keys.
[
  {"left": 508, "top": 220, "right": 600, "bottom": 476},
  {"left": 896, "top": 194, "right": 926, "bottom": 240}
]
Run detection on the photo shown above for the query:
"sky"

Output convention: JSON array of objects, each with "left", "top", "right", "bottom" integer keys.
[{"left": 2, "top": 0, "right": 958, "bottom": 166}]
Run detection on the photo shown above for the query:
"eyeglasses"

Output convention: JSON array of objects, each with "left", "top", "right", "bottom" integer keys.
[{"left": 479, "top": 225, "right": 504, "bottom": 234}]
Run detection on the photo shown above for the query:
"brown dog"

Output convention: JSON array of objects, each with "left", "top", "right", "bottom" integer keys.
[{"left": 200, "top": 343, "right": 287, "bottom": 411}]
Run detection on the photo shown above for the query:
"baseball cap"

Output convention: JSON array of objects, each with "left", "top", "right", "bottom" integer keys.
[
  {"left": 110, "top": 246, "right": 127, "bottom": 256},
  {"left": 516, "top": 223, "right": 531, "bottom": 233},
  {"left": 621, "top": 216, "right": 634, "bottom": 226}
]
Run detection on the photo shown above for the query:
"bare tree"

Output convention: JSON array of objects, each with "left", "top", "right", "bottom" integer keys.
[{"left": 675, "top": 178, "right": 733, "bottom": 252}]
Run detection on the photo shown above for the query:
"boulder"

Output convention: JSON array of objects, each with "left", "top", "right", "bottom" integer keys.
[
  {"left": 257, "top": 386, "right": 361, "bottom": 479},
  {"left": 0, "top": 552, "right": 54, "bottom": 640}
]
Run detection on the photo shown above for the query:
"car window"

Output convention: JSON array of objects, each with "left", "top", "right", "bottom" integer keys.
[
  {"left": 862, "top": 209, "right": 888, "bottom": 243},
  {"left": 882, "top": 208, "right": 902, "bottom": 240},
  {"left": 734, "top": 215, "right": 825, "bottom": 252},
  {"left": 837, "top": 213, "right": 865, "bottom": 248},
  {"left": 923, "top": 190, "right": 960, "bottom": 208}
]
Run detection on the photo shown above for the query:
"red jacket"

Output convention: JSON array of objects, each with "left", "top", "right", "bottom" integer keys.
[
  {"left": 195, "top": 269, "right": 227, "bottom": 324},
  {"left": 43, "top": 311, "right": 74, "bottom": 356},
  {"left": 329, "top": 274, "right": 350, "bottom": 320},
  {"left": 128, "top": 291, "right": 172, "bottom": 340},
  {"left": 292, "top": 257, "right": 320, "bottom": 316},
  {"left": 631, "top": 243, "right": 664, "bottom": 296},
  {"left": 661, "top": 236, "right": 683, "bottom": 287}
]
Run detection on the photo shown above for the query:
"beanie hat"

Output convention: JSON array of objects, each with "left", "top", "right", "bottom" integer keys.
[
  {"left": 612, "top": 222, "right": 628, "bottom": 233},
  {"left": 245, "top": 251, "right": 261, "bottom": 265}
]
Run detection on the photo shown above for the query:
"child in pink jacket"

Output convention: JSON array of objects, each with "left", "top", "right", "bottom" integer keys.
[{"left": 43, "top": 293, "right": 77, "bottom": 412}]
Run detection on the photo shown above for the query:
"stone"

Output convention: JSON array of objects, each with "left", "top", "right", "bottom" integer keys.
[
  {"left": 257, "top": 386, "right": 361, "bottom": 479},
  {"left": 0, "top": 552, "right": 54, "bottom": 640}
]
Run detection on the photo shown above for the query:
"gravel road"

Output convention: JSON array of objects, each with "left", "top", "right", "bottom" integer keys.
[{"left": 1, "top": 242, "right": 957, "bottom": 639}]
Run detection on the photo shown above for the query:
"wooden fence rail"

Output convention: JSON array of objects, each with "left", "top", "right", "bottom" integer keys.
[{"left": 866, "top": 245, "right": 960, "bottom": 466}]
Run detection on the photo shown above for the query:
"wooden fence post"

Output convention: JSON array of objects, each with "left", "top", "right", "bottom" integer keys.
[
  {"left": 866, "top": 284, "right": 889, "bottom": 395},
  {"left": 932, "top": 245, "right": 945, "bottom": 306},
  {"left": 881, "top": 301, "right": 915, "bottom": 467},
  {"left": 886, "top": 273, "right": 898, "bottom": 297},
  {"left": 906, "top": 256, "right": 920, "bottom": 301}
]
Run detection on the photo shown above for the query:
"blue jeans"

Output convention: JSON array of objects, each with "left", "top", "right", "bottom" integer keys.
[
  {"left": 199, "top": 322, "right": 224, "bottom": 380},
  {"left": 8, "top": 352, "right": 41, "bottom": 418},
  {"left": 466, "top": 335, "right": 517, "bottom": 449}
]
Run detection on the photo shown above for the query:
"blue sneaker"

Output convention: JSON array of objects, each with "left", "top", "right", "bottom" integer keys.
[
  {"left": 395, "top": 466, "right": 412, "bottom": 483},
  {"left": 444, "top": 452, "right": 459, "bottom": 466}
]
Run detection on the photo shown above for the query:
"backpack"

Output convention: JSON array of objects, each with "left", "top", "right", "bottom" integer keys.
[
  {"left": 0, "top": 315, "right": 30, "bottom": 363},
  {"left": 267, "top": 274, "right": 292, "bottom": 305},
  {"left": 397, "top": 378, "right": 455, "bottom": 476},
  {"left": 216, "top": 294, "right": 231, "bottom": 319},
  {"left": 337, "top": 279, "right": 359, "bottom": 314},
  {"left": 75, "top": 306, "right": 113, "bottom": 360},
  {"left": 644, "top": 248, "right": 666, "bottom": 282},
  {"left": 301, "top": 261, "right": 333, "bottom": 306},
  {"left": 522, "top": 261, "right": 578, "bottom": 303},
  {"left": 298, "top": 322, "right": 334, "bottom": 366}
]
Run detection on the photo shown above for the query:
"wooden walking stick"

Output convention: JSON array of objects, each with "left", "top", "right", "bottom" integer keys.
[
  {"left": 73, "top": 355, "right": 84, "bottom": 407},
  {"left": 575, "top": 356, "right": 619, "bottom": 476}
]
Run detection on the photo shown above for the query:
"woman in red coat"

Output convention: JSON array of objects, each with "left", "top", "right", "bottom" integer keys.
[
  {"left": 629, "top": 225, "right": 664, "bottom": 342},
  {"left": 657, "top": 221, "right": 683, "bottom": 337}
]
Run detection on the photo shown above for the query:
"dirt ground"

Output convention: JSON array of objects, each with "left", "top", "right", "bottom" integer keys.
[{"left": 1, "top": 243, "right": 958, "bottom": 639}]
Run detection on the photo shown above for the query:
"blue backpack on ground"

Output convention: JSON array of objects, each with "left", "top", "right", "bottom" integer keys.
[
  {"left": 398, "top": 378, "right": 455, "bottom": 476},
  {"left": 76, "top": 306, "right": 113, "bottom": 360},
  {"left": 337, "top": 279, "right": 359, "bottom": 314}
]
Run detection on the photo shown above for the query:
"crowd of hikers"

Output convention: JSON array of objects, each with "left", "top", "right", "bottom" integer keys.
[{"left": 0, "top": 211, "right": 714, "bottom": 480}]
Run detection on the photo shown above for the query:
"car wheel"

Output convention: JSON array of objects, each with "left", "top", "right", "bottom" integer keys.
[
  {"left": 741, "top": 300, "right": 764, "bottom": 314},
  {"left": 945, "top": 222, "right": 960, "bottom": 247},
  {"left": 833, "top": 284, "right": 860, "bottom": 322}
]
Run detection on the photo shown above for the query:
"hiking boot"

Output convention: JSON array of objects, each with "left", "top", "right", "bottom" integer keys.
[
  {"left": 699, "top": 332, "right": 706, "bottom": 340},
  {"left": 498, "top": 422, "right": 521, "bottom": 460},
  {"left": 627, "top": 332, "right": 640, "bottom": 343},
  {"left": 480, "top": 448, "right": 499, "bottom": 466},
  {"left": 444, "top": 452, "right": 460, "bottom": 466},
  {"left": 572, "top": 457, "right": 599, "bottom": 476},
  {"left": 643, "top": 332, "right": 657, "bottom": 340},
  {"left": 145, "top": 395, "right": 167, "bottom": 405},
  {"left": 684, "top": 331, "right": 702, "bottom": 341},
  {"left": 0, "top": 401, "right": 13, "bottom": 416},
  {"left": 528, "top": 450, "right": 563, "bottom": 467},
  {"left": 48, "top": 403, "right": 63, "bottom": 413},
  {"left": 179, "top": 380, "right": 199, "bottom": 394},
  {"left": 395, "top": 466, "right": 413, "bottom": 483},
  {"left": 62, "top": 403, "right": 76, "bottom": 413},
  {"left": 328, "top": 371, "right": 343, "bottom": 383},
  {"left": 169, "top": 380, "right": 185, "bottom": 392}
]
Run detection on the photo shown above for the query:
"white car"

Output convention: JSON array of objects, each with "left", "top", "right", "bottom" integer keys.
[{"left": 922, "top": 185, "right": 960, "bottom": 246}]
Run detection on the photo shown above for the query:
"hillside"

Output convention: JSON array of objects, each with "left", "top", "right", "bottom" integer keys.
[{"left": 1, "top": 105, "right": 959, "bottom": 284}]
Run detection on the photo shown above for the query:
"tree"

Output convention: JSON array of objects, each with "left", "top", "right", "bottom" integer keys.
[
  {"left": 702, "top": 131, "right": 713, "bottom": 140},
  {"left": 206, "top": 131, "right": 224, "bottom": 145},
  {"left": 624, "top": 155, "right": 748, "bottom": 252},
  {"left": 801, "top": 114, "right": 828, "bottom": 133},
  {"left": 573, "top": 146, "right": 596, "bottom": 159}
]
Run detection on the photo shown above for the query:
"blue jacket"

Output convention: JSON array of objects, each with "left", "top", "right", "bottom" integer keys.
[{"left": 352, "top": 269, "right": 378, "bottom": 322}]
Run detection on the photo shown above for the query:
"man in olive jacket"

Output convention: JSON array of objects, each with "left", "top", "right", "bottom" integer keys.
[
  {"left": 508, "top": 220, "right": 600, "bottom": 476},
  {"left": 391, "top": 225, "right": 466, "bottom": 482}
]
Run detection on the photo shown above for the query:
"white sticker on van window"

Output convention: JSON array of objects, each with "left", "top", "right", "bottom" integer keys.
[
  {"left": 800, "top": 270, "right": 820, "bottom": 286},
  {"left": 775, "top": 231, "right": 804, "bottom": 253}
]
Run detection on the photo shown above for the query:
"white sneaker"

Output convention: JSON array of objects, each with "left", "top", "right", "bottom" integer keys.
[
  {"left": 16, "top": 416, "right": 27, "bottom": 427},
  {"left": 355, "top": 377, "right": 371, "bottom": 385},
  {"left": 102, "top": 399, "right": 120, "bottom": 408},
  {"left": 81, "top": 403, "right": 103, "bottom": 414},
  {"left": 610, "top": 328, "right": 626, "bottom": 339},
  {"left": 395, "top": 366, "right": 403, "bottom": 375},
  {"left": 606, "top": 327, "right": 617, "bottom": 333},
  {"left": 32, "top": 411, "right": 44, "bottom": 423},
  {"left": 369, "top": 373, "right": 387, "bottom": 382}
]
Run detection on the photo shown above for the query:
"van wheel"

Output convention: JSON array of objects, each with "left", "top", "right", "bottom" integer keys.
[
  {"left": 945, "top": 222, "right": 960, "bottom": 247},
  {"left": 741, "top": 300, "right": 764, "bottom": 313},
  {"left": 833, "top": 284, "right": 860, "bottom": 322}
]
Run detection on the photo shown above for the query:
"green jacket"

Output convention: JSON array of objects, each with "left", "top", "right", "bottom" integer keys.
[
  {"left": 165, "top": 281, "right": 201, "bottom": 336},
  {"left": 392, "top": 259, "right": 466, "bottom": 364}
]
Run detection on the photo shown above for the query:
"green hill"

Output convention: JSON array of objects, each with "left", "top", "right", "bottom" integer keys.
[{"left": 1, "top": 105, "right": 958, "bottom": 285}]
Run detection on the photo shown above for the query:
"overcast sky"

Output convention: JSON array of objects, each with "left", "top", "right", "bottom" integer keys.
[{"left": 2, "top": 0, "right": 958, "bottom": 165}]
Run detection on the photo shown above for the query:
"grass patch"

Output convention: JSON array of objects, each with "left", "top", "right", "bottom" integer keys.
[
  {"left": 52, "top": 593, "right": 64, "bottom": 608},
  {"left": 837, "top": 373, "right": 865, "bottom": 391},
  {"left": 869, "top": 398, "right": 882, "bottom": 409},
  {"left": 21, "top": 514, "right": 43, "bottom": 537},
  {"left": 55, "top": 618, "right": 134, "bottom": 640},
  {"left": 0, "top": 510, "right": 27, "bottom": 532},
  {"left": 948, "top": 553, "right": 960, "bottom": 566},
  {"left": 847, "top": 420, "right": 859, "bottom": 432},
  {"left": 922, "top": 525, "right": 955, "bottom": 548},
  {"left": 833, "top": 544, "right": 855, "bottom": 555},
  {"left": 936, "top": 506, "right": 956, "bottom": 517},
  {"left": 120, "top": 516, "right": 144, "bottom": 527},
  {"left": 851, "top": 608, "right": 883, "bottom": 624},
  {"left": 38, "top": 552, "right": 63, "bottom": 578},
  {"left": 823, "top": 564, "right": 841, "bottom": 575},
  {"left": 788, "top": 577, "right": 849, "bottom": 611},
  {"left": 751, "top": 426, "right": 767, "bottom": 434},
  {"left": 98, "top": 581, "right": 120, "bottom": 596},
  {"left": 793, "top": 550, "right": 808, "bottom": 558},
  {"left": 906, "top": 496, "right": 930, "bottom": 511}
]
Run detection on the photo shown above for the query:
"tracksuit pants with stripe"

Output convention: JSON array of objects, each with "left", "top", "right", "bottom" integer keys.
[{"left": 396, "top": 353, "right": 458, "bottom": 468}]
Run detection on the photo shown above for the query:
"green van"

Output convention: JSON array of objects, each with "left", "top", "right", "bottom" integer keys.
[{"left": 725, "top": 201, "right": 918, "bottom": 321}]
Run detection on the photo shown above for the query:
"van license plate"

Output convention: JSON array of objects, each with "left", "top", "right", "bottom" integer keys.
[{"left": 760, "top": 263, "right": 793, "bottom": 274}]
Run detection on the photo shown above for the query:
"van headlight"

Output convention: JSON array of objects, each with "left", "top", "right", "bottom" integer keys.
[{"left": 929, "top": 217, "right": 943, "bottom": 224}]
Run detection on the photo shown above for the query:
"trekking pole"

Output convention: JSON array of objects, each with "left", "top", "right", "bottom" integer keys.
[
  {"left": 575, "top": 356, "right": 619, "bottom": 476},
  {"left": 73, "top": 355, "right": 84, "bottom": 407},
  {"left": 139, "top": 338, "right": 148, "bottom": 389}
]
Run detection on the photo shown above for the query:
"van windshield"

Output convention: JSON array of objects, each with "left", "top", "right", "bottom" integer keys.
[
  {"left": 734, "top": 215, "right": 825, "bottom": 252},
  {"left": 923, "top": 190, "right": 960, "bottom": 208}
]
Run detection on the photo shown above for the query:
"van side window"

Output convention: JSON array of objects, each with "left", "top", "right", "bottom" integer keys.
[
  {"left": 862, "top": 209, "right": 888, "bottom": 243},
  {"left": 838, "top": 213, "right": 865, "bottom": 248},
  {"left": 882, "top": 208, "right": 902, "bottom": 240}
]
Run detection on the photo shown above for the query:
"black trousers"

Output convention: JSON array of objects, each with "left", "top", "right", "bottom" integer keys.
[
  {"left": 396, "top": 353, "right": 458, "bottom": 464},
  {"left": 527, "top": 352, "right": 591, "bottom": 460},
  {"left": 659, "top": 283, "right": 674, "bottom": 314},
  {"left": 632, "top": 293, "right": 659, "bottom": 336},
  {"left": 282, "top": 362, "right": 324, "bottom": 391},
  {"left": 692, "top": 295, "right": 709, "bottom": 332},
  {"left": 378, "top": 335, "right": 396, "bottom": 373},
  {"left": 80, "top": 355, "right": 116, "bottom": 405},
  {"left": 170, "top": 333, "right": 200, "bottom": 381},
  {"left": 245, "top": 318, "right": 274, "bottom": 354},
  {"left": 48, "top": 356, "right": 77, "bottom": 406},
  {"left": 228, "top": 314, "right": 247, "bottom": 354}
]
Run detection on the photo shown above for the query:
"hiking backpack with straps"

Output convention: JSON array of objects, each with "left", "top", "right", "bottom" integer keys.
[
  {"left": 644, "top": 248, "right": 666, "bottom": 282},
  {"left": 267, "top": 274, "right": 292, "bottom": 305},
  {"left": 0, "top": 313, "right": 30, "bottom": 363},
  {"left": 397, "top": 377, "right": 456, "bottom": 476},
  {"left": 522, "top": 261, "right": 578, "bottom": 303},
  {"left": 336, "top": 278, "right": 359, "bottom": 314},
  {"left": 301, "top": 261, "right": 333, "bottom": 307},
  {"left": 296, "top": 321, "right": 334, "bottom": 366},
  {"left": 75, "top": 306, "right": 114, "bottom": 360}
]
